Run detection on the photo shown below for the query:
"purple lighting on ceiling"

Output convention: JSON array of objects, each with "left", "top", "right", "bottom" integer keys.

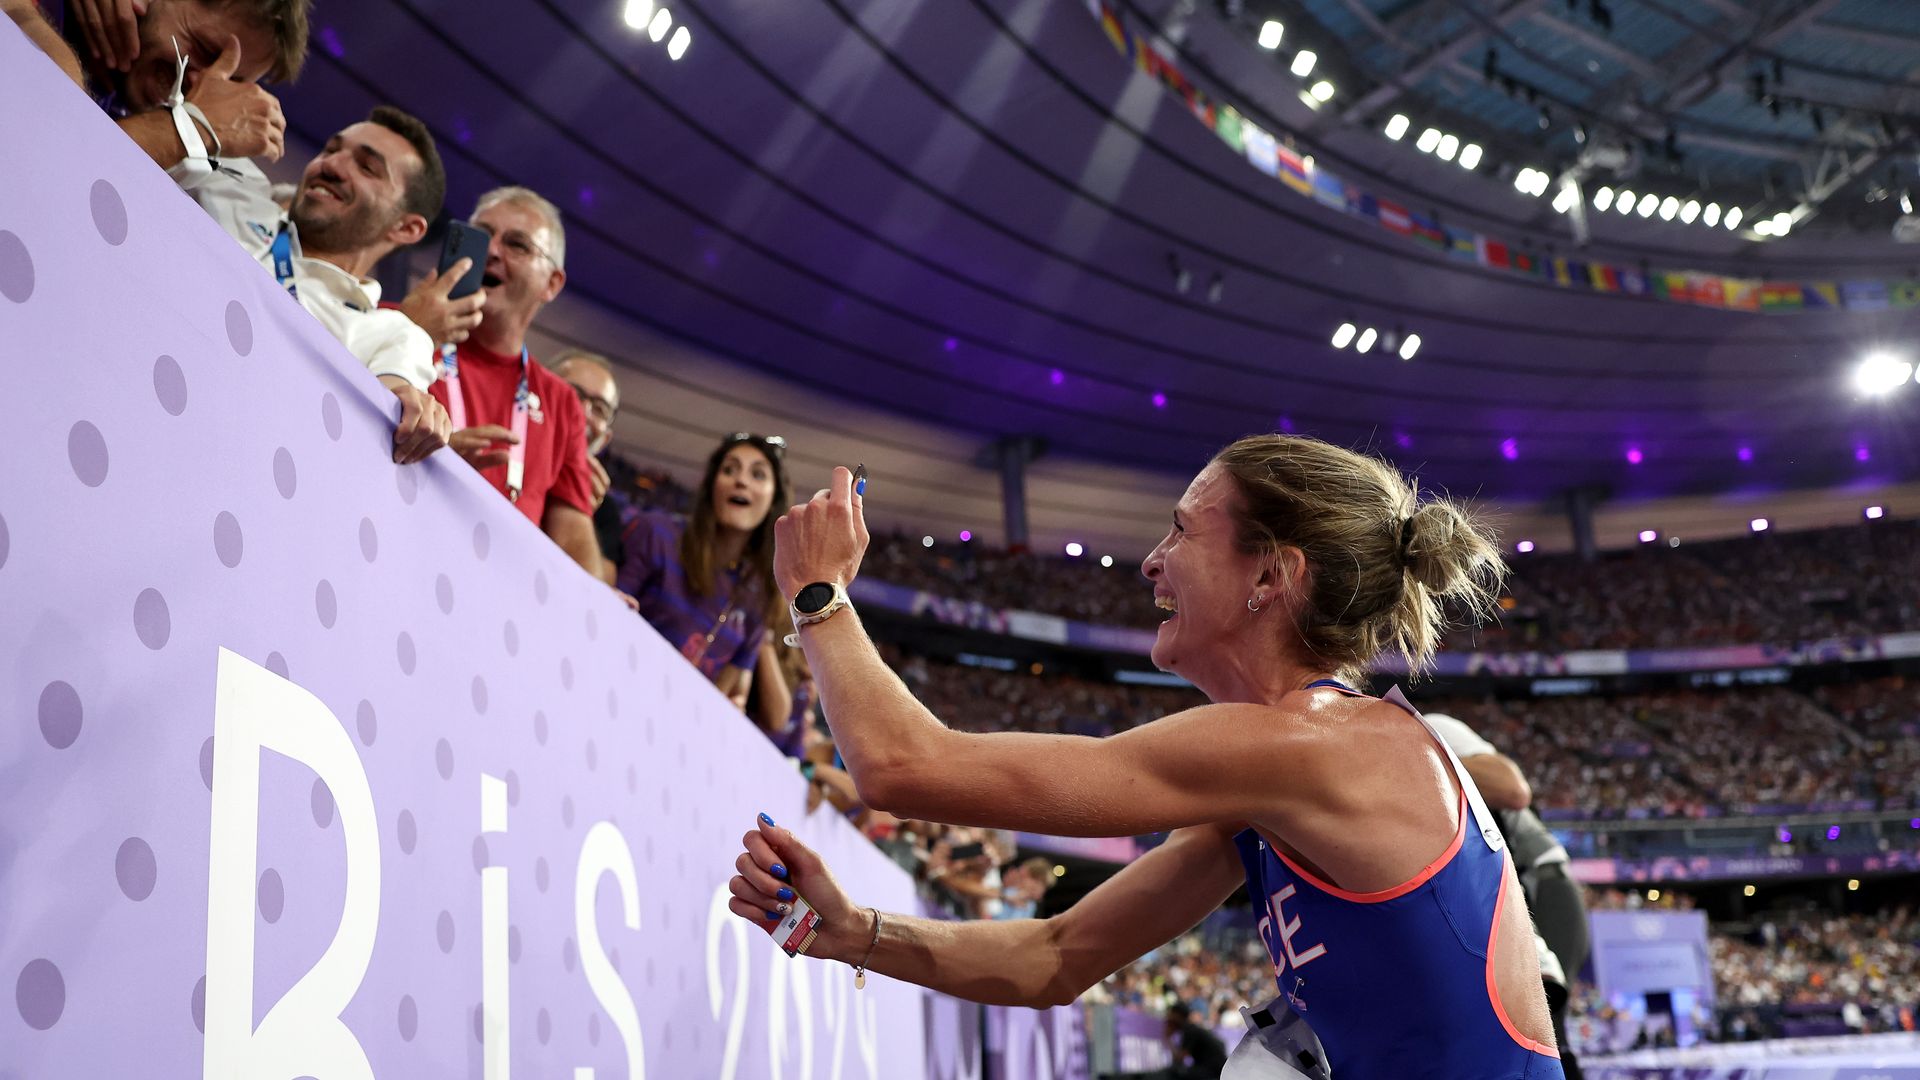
[
  {"left": 1626, "top": 446, "right": 1644, "bottom": 465},
  {"left": 1827, "top": 825, "right": 1842, "bottom": 841},
  {"left": 578, "top": 186, "right": 596, "bottom": 208},
  {"left": 1278, "top": 415, "right": 1295, "bottom": 433},
  {"left": 701, "top": 249, "right": 719, "bottom": 268},
  {"left": 1856, "top": 444, "right": 1872, "bottom": 462},
  {"left": 1151, "top": 392, "right": 1168, "bottom": 409},
  {"left": 1049, "top": 369, "right": 1064, "bottom": 386},
  {"left": 959, "top": 530, "right": 972, "bottom": 542},
  {"left": 1776, "top": 827, "right": 1792, "bottom": 843},
  {"left": 1394, "top": 431, "right": 1413, "bottom": 449},
  {"left": 1500, "top": 438, "right": 1518, "bottom": 461},
  {"left": 319, "top": 26, "right": 344, "bottom": 57},
  {"left": 1738, "top": 446, "right": 1753, "bottom": 463},
  {"left": 942, "top": 337, "right": 958, "bottom": 352},
  {"left": 452, "top": 118, "right": 474, "bottom": 145}
]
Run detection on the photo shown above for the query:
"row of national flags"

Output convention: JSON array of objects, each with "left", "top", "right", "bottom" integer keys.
[{"left": 1089, "top": 0, "right": 1917, "bottom": 316}]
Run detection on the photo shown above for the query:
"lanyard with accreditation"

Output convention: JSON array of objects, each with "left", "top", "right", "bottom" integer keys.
[{"left": 439, "top": 342, "right": 532, "bottom": 501}]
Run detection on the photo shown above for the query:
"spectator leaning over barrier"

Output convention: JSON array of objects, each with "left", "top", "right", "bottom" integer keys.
[
  {"left": 616, "top": 433, "right": 790, "bottom": 710},
  {"left": 432, "top": 187, "right": 605, "bottom": 580},
  {"left": 186, "top": 106, "right": 451, "bottom": 462},
  {"left": 36, "top": 0, "right": 303, "bottom": 175},
  {"left": 550, "top": 349, "right": 622, "bottom": 584}
]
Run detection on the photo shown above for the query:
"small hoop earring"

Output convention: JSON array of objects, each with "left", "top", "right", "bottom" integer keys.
[{"left": 1248, "top": 595, "right": 1264, "bottom": 613}]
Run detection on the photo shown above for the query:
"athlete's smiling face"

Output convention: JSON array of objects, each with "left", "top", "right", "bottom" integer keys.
[{"left": 1141, "top": 464, "right": 1269, "bottom": 688}]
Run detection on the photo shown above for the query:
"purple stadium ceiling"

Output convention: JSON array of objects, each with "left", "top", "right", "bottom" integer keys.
[{"left": 278, "top": 0, "right": 1920, "bottom": 502}]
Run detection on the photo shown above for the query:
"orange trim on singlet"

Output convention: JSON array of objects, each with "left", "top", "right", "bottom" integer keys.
[
  {"left": 1269, "top": 789, "right": 1469, "bottom": 903},
  {"left": 1486, "top": 850, "right": 1563, "bottom": 1059}
]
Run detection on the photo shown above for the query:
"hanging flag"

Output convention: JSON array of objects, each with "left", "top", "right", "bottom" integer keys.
[
  {"left": 1689, "top": 274, "right": 1724, "bottom": 307},
  {"left": 1723, "top": 279, "right": 1760, "bottom": 312},
  {"left": 1447, "top": 229, "right": 1478, "bottom": 261},
  {"left": 1512, "top": 251, "right": 1537, "bottom": 275},
  {"left": 1842, "top": 280, "right": 1890, "bottom": 311},
  {"left": 1588, "top": 264, "right": 1619, "bottom": 293},
  {"left": 1213, "top": 106, "right": 1246, "bottom": 154},
  {"left": 1892, "top": 281, "right": 1920, "bottom": 309},
  {"left": 1097, "top": 2, "right": 1128, "bottom": 56},
  {"left": 1410, "top": 212, "right": 1446, "bottom": 250},
  {"left": 1276, "top": 144, "right": 1313, "bottom": 196},
  {"left": 1475, "top": 236, "right": 1510, "bottom": 270},
  {"left": 1311, "top": 168, "right": 1348, "bottom": 211},
  {"left": 1759, "top": 283, "right": 1804, "bottom": 312},
  {"left": 1355, "top": 192, "right": 1381, "bottom": 226},
  {"left": 1657, "top": 273, "right": 1690, "bottom": 302},
  {"left": 1376, "top": 199, "right": 1413, "bottom": 236},
  {"left": 1618, "top": 268, "right": 1648, "bottom": 296},
  {"left": 1804, "top": 282, "right": 1842, "bottom": 309},
  {"left": 1243, "top": 123, "right": 1279, "bottom": 177}
]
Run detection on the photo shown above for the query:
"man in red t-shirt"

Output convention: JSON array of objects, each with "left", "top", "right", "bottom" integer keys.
[{"left": 432, "top": 186, "right": 602, "bottom": 579}]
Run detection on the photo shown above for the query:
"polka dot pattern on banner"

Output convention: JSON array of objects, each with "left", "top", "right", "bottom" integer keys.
[
  {"left": 436, "top": 911, "right": 455, "bottom": 954},
  {"left": 359, "top": 517, "right": 379, "bottom": 562},
  {"left": 310, "top": 779, "right": 334, "bottom": 828},
  {"left": 315, "top": 580, "right": 338, "bottom": 628},
  {"left": 214, "top": 511, "right": 243, "bottom": 567},
  {"left": 152, "top": 355, "right": 187, "bottom": 416},
  {"left": 38, "top": 680, "right": 82, "bottom": 749},
  {"left": 398, "top": 995, "right": 417, "bottom": 1041},
  {"left": 321, "top": 393, "right": 342, "bottom": 441},
  {"left": 435, "top": 738, "right": 453, "bottom": 780},
  {"left": 273, "top": 448, "right": 297, "bottom": 499},
  {"left": 115, "top": 837, "right": 156, "bottom": 901},
  {"left": 15, "top": 958, "right": 64, "bottom": 1030},
  {"left": 89, "top": 179, "right": 127, "bottom": 245},
  {"left": 356, "top": 700, "right": 377, "bottom": 746},
  {"left": 257, "top": 868, "right": 284, "bottom": 923},
  {"left": 133, "top": 588, "right": 170, "bottom": 650},
  {"left": 472, "top": 522, "right": 489, "bottom": 560},
  {"left": 397, "top": 810, "right": 417, "bottom": 854},
  {"left": 225, "top": 300, "right": 252, "bottom": 356},
  {"left": 0, "top": 230, "right": 33, "bottom": 302},
  {"left": 396, "top": 632, "right": 416, "bottom": 675},
  {"left": 68, "top": 421, "right": 109, "bottom": 487}
]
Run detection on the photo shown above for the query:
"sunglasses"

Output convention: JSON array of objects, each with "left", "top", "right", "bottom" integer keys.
[{"left": 722, "top": 432, "right": 787, "bottom": 461}]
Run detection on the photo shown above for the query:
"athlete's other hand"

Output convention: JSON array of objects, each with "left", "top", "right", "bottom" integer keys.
[
  {"left": 773, "top": 465, "right": 868, "bottom": 601},
  {"left": 728, "top": 813, "right": 864, "bottom": 961}
]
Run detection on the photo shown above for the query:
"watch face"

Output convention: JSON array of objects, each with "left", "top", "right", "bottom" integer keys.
[{"left": 794, "top": 582, "right": 837, "bottom": 615}]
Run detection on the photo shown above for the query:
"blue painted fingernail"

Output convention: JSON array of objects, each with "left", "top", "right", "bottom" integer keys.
[
  {"left": 778, "top": 887, "right": 795, "bottom": 902},
  {"left": 765, "top": 909, "right": 780, "bottom": 922},
  {"left": 771, "top": 864, "right": 788, "bottom": 880},
  {"left": 759, "top": 812, "right": 776, "bottom": 827}
]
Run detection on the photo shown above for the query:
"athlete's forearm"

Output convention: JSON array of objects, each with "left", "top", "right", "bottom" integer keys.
[{"left": 813, "top": 907, "right": 1080, "bottom": 1009}]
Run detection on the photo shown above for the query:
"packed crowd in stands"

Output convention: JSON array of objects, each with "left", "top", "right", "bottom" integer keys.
[
  {"left": 1084, "top": 930, "right": 1274, "bottom": 1031},
  {"left": 863, "top": 519, "right": 1920, "bottom": 654},
  {"left": 1570, "top": 892, "right": 1920, "bottom": 1049}
]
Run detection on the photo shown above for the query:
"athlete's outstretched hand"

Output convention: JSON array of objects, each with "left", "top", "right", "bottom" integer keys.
[
  {"left": 772, "top": 465, "right": 868, "bottom": 601},
  {"left": 728, "top": 813, "right": 865, "bottom": 961}
]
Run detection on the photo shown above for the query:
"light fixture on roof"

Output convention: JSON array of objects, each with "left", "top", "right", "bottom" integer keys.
[
  {"left": 1703, "top": 202, "right": 1721, "bottom": 226},
  {"left": 1515, "top": 540, "right": 1535, "bottom": 553},
  {"left": 647, "top": 5, "right": 672, "bottom": 41},
  {"left": 622, "top": 0, "right": 654, "bottom": 30},
  {"left": 1398, "top": 333, "right": 1422, "bottom": 360},
  {"left": 1331, "top": 322, "right": 1357, "bottom": 348},
  {"left": 1065, "top": 542, "right": 1084, "bottom": 557},
  {"left": 1854, "top": 351, "right": 1914, "bottom": 395},
  {"left": 1355, "top": 327, "right": 1379, "bottom": 353},
  {"left": 1680, "top": 198, "right": 1701, "bottom": 223},
  {"left": 1755, "top": 218, "right": 1776, "bottom": 236},
  {"left": 1615, "top": 188, "right": 1636, "bottom": 215},
  {"left": 1513, "top": 167, "right": 1549, "bottom": 197},
  {"left": 1637, "top": 193, "right": 1659, "bottom": 217},
  {"left": 1865, "top": 505, "right": 1885, "bottom": 520},
  {"left": 1416, "top": 127, "right": 1443, "bottom": 153},
  {"left": 1384, "top": 113, "right": 1410, "bottom": 140},
  {"left": 1100, "top": 554, "right": 1115, "bottom": 567},
  {"left": 1750, "top": 517, "right": 1770, "bottom": 532},
  {"left": 1659, "top": 196, "right": 1680, "bottom": 220},
  {"left": 1257, "top": 19, "right": 1284, "bottom": 49},
  {"left": 1638, "top": 529, "right": 1658, "bottom": 543},
  {"left": 1290, "top": 50, "right": 1317, "bottom": 77},
  {"left": 1593, "top": 185, "right": 1614, "bottom": 211},
  {"left": 1436, "top": 133, "right": 1460, "bottom": 161},
  {"left": 667, "top": 24, "right": 691, "bottom": 59},
  {"left": 1458, "top": 143, "right": 1483, "bottom": 169},
  {"left": 1724, "top": 206, "right": 1744, "bottom": 229},
  {"left": 1309, "top": 80, "right": 1336, "bottom": 103},
  {"left": 1771, "top": 211, "right": 1793, "bottom": 235},
  {"left": 1552, "top": 186, "right": 1577, "bottom": 213}
]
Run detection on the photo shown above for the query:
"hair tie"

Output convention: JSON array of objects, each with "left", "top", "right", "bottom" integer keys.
[{"left": 1397, "top": 516, "right": 1416, "bottom": 567}]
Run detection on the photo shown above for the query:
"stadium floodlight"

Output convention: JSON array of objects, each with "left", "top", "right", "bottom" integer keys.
[
  {"left": 1771, "top": 211, "right": 1792, "bottom": 235},
  {"left": 623, "top": 0, "right": 654, "bottom": 30},
  {"left": 1100, "top": 555, "right": 1115, "bottom": 567},
  {"left": 1355, "top": 327, "right": 1378, "bottom": 353},
  {"left": 1865, "top": 505, "right": 1885, "bottom": 520},
  {"left": 1309, "top": 80, "right": 1336, "bottom": 103},
  {"left": 1638, "top": 529, "right": 1657, "bottom": 543},
  {"left": 1743, "top": 884, "right": 1757, "bottom": 896},
  {"left": 647, "top": 6, "right": 672, "bottom": 41},
  {"left": 1436, "top": 133, "right": 1459, "bottom": 161},
  {"left": 1703, "top": 202, "right": 1721, "bottom": 226},
  {"left": 1515, "top": 540, "right": 1535, "bottom": 553},
  {"left": 1724, "top": 206, "right": 1743, "bottom": 229},
  {"left": 1552, "top": 187, "right": 1577, "bottom": 214},
  {"left": 920, "top": 535, "right": 934, "bottom": 548},
  {"left": 1458, "top": 143, "right": 1483, "bottom": 170},
  {"left": 1750, "top": 517, "right": 1769, "bottom": 532},
  {"left": 1754, "top": 219, "right": 1775, "bottom": 237},
  {"left": 1398, "top": 333, "right": 1421, "bottom": 360},
  {"left": 1331, "top": 322, "right": 1357, "bottom": 348},
  {"left": 959, "top": 529, "right": 972, "bottom": 542},
  {"left": 1680, "top": 199, "right": 1701, "bottom": 223},
  {"left": 1659, "top": 196, "right": 1680, "bottom": 220},
  {"left": 1384, "top": 113, "right": 1410, "bottom": 140},
  {"left": 1065, "top": 542, "right": 1084, "bottom": 557},
  {"left": 1593, "top": 186, "right": 1614, "bottom": 211},
  {"left": 1854, "top": 352, "right": 1914, "bottom": 395},
  {"left": 1637, "top": 193, "right": 1659, "bottom": 217},
  {"left": 1615, "top": 189, "right": 1636, "bottom": 215},
  {"left": 1416, "top": 127, "right": 1443, "bottom": 153},
  {"left": 667, "top": 24, "right": 691, "bottom": 59},
  {"left": 1258, "top": 19, "right": 1284, "bottom": 49},
  {"left": 1290, "top": 50, "right": 1317, "bottom": 77}
]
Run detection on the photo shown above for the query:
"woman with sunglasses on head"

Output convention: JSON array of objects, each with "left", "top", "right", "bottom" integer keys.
[{"left": 618, "top": 432, "right": 793, "bottom": 715}]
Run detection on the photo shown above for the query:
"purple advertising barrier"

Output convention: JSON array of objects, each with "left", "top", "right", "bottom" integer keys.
[
  {"left": 1111, "top": 1006, "right": 1173, "bottom": 1072},
  {"left": 986, "top": 1001, "right": 1089, "bottom": 1080},
  {"left": 0, "top": 26, "right": 1077, "bottom": 1078}
]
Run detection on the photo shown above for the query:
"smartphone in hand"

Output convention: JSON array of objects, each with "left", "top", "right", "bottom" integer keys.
[{"left": 438, "top": 220, "right": 491, "bottom": 300}]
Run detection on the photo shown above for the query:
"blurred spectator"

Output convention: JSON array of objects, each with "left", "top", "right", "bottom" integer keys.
[
  {"left": 53, "top": 0, "right": 302, "bottom": 173},
  {"left": 6, "top": 0, "right": 87, "bottom": 88},
  {"left": 617, "top": 433, "right": 790, "bottom": 711},
  {"left": 183, "top": 106, "right": 450, "bottom": 462},
  {"left": 996, "top": 857, "right": 1056, "bottom": 921},
  {"left": 550, "top": 349, "right": 623, "bottom": 584},
  {"left": 1161, "top": 1002, "right": 1227, "bottom": 1080},
  {"left": 433, "top": 187, "right": 605, "bottom": 579}
]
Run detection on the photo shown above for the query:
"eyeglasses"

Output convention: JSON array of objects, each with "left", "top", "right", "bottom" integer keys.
[
  {"left": 722, "top": 432, "right": 787, "bottom": 461},
  {"left": 484, "top": 227, "right": 556, "bottom": 266},
  {"left": 570, "top": 383, "right": 616, "bottom": 426}
]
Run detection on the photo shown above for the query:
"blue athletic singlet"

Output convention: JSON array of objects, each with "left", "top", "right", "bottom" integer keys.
[{"left": 1231, "top": 680, "right": 1565, "bottom": 1079}]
